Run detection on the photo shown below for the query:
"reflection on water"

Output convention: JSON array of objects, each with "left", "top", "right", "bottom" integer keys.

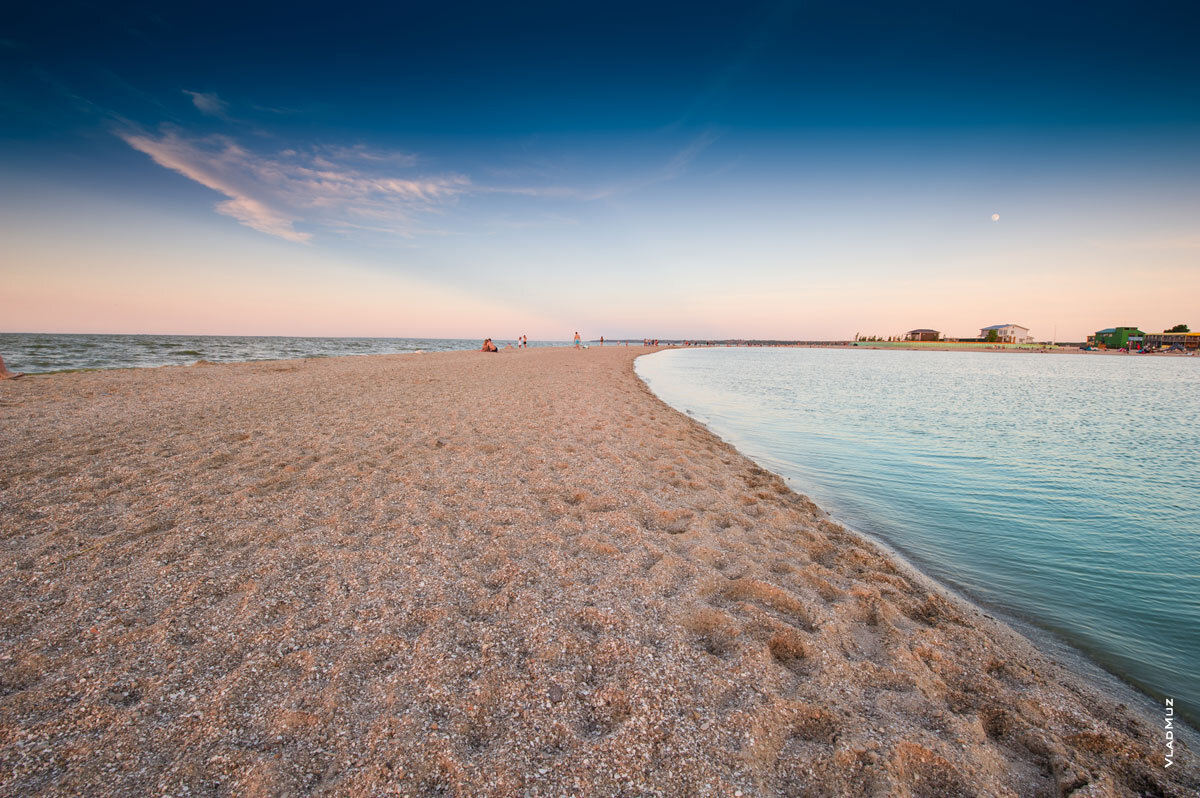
[{"left": 638, "top": 347, "right": 1200, "bottom": 724}]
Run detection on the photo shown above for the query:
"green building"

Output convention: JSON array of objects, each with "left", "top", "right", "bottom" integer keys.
[{"left": 1093, "top": 326, "right": 1145, "bottom": 348}]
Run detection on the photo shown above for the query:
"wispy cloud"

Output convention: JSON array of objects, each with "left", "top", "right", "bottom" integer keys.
[
  {"left": 320, "top": 143, "right": 419, "bottom": 167},
  {"left": 118, "top": 126, "right": 473, "bottom": 242},
  {"left": 660, "top": 130, "right": 721, "bottom": 182},
  {"left": 583, "top": 129, "right": 720, "bottom": 200},
  {"left": 183, "top": 90, "right": 230, "bottom": 118}
]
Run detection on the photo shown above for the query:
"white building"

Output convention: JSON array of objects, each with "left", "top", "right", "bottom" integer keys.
[{"left": 979, "top": 323, "right": 1033, "bottom": 344}]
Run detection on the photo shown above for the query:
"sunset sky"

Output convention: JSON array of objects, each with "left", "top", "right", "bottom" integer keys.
[{"left": 3, "top": 0, "right": 1198, "bottom": 340}]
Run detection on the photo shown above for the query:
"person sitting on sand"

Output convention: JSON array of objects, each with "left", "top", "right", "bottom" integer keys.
[
  {"left": 0, "top": 354, "right": 22, "bottom": 380},
  {"left": 481, "top": 338, "right": 499, "bottom": 353}
]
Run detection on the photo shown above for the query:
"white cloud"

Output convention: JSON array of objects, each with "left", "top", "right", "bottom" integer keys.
[
  {"left": 183, "top": 90, "right": 230, "bottom": 118},
  {"left": 118, "top": 127, "right": 475, "bottom": 242}
]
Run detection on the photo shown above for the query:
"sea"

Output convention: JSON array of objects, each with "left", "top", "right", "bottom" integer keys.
[
  {"left": 637, "top": 346, "right": 1200, "bottom": 727},
  {"left": 0, "top": 333, "right": 567, "bottom": 373}
]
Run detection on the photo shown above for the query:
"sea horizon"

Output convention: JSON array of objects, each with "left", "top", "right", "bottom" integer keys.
[{"left": 5, "top": 331, "right": 1183, "bottom": 377}]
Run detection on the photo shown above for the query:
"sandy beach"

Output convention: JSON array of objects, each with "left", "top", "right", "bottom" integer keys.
[{"left": 0, "top": 346, "right": 1194, "bottom": 796}]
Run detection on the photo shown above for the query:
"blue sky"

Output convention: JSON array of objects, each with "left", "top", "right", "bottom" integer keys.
[{"left": 2, "top": 1, "right": 1198, "bottom": 339}]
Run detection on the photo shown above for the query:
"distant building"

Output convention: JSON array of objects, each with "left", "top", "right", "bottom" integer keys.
[
  {"left": 1144, "top": 331, "right": 1200, "bottom": 350},
  {"left": 1093, "top": 327, "right": 1145, "bottom": 349},
  {"left": 904, "top": 329, "right": 940, "bottom": 342},
  {"left": 979, "top": 323, "right": 1032, "bottom": 344}
]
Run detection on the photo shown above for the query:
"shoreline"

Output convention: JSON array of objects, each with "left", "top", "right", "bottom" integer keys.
[
  {"left": 662, "top": 401, "right": 1199, "bottom": 742},
  {"left": 1, "top": 336, "right": 1193, "bottom": 378},
  {"left": 635, "top": 359, "right": 1200, "bottom": 740},
  {"left": 0, "top": 333, "right": 579, "bottom": 378},
  {"left": 1, "top": 347, "right": 1195, "bottom": 795}
]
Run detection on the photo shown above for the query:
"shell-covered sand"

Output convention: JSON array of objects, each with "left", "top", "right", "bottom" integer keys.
[{"left": 0, "top": 346, "right": 1194, "bottom": 796}]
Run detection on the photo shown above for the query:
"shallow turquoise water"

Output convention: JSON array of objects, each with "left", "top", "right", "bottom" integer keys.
[{"left": 637, "top": 347, "right": 1200, "bottom": 725}]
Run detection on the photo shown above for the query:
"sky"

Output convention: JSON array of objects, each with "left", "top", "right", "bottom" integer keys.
[{"left": 2, "top": 0, "right": 1198, "bottom": 341}]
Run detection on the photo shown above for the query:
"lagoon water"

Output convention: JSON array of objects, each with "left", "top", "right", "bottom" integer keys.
[
  {"left": 637, "top": 347, "right": 1200, "bottom": 724},
  {"left": 0, "top": 333, "right": 566, "bottom": 374}
]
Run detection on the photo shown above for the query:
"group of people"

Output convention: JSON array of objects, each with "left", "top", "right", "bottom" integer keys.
[
  {"left": 576, "top": 335, "right": 659, "bottom": 347},
  {"left": 479, "top": 334, "right": 663, "bottom": 352},
  {"left": 480, "top": 334, "right": 531, "bottom": 353}
]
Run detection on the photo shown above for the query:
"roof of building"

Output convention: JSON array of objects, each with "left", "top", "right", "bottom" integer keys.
[
  {"left": 1096, "top": 328, "right": 1118, "bottom": 334},
  {"left": 981, "top": 323, "right": 1027, "bottom": 331},
  {"left": 907, "top": 329, "right": 939, "bottom": 334}
]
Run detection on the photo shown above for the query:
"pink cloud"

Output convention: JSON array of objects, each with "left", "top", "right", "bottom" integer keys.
[{"left": 118, "top": 127, "right": 472, "bottom": 242}]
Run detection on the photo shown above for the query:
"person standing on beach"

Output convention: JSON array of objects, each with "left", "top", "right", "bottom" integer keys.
[
  {"left": 0, "top": 354, "right": 22, "bottom": 380},
  {"left": 573, "top": 332, "right": 581, "bottom": 348}
]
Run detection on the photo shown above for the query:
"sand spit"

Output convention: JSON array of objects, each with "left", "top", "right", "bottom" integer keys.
[{"left": 0, "top": 347, "right": 1194, "bottom": 797}]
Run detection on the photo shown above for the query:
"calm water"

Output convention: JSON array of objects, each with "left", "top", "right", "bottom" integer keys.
[
  {"left": 638, "top": 347, "right": 1200, "bottom": 724},
  {"left": 0, "top": 333, "right": 568, "bottom": 373}
]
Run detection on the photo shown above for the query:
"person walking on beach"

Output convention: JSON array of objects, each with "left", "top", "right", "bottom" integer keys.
[{"left": 573, "top": 332, "right": 581, "bottom": 348}]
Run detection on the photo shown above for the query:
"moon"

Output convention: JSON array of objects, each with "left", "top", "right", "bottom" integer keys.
[{"left": 991, "top": 213, "right": 1000, "bottom": 222}]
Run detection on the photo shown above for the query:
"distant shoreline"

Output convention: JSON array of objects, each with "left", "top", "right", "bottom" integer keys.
[
  {"left": 618, "top": 341, "right": 1195, "bottom": 356},
  {"left": 2, "top": 330, "right": 1193, "bottom": 378}
]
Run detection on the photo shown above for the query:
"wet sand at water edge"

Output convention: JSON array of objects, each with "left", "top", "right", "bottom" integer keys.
[{"left": 0, "top": 346, "right": 1195, "bottom": 796}]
